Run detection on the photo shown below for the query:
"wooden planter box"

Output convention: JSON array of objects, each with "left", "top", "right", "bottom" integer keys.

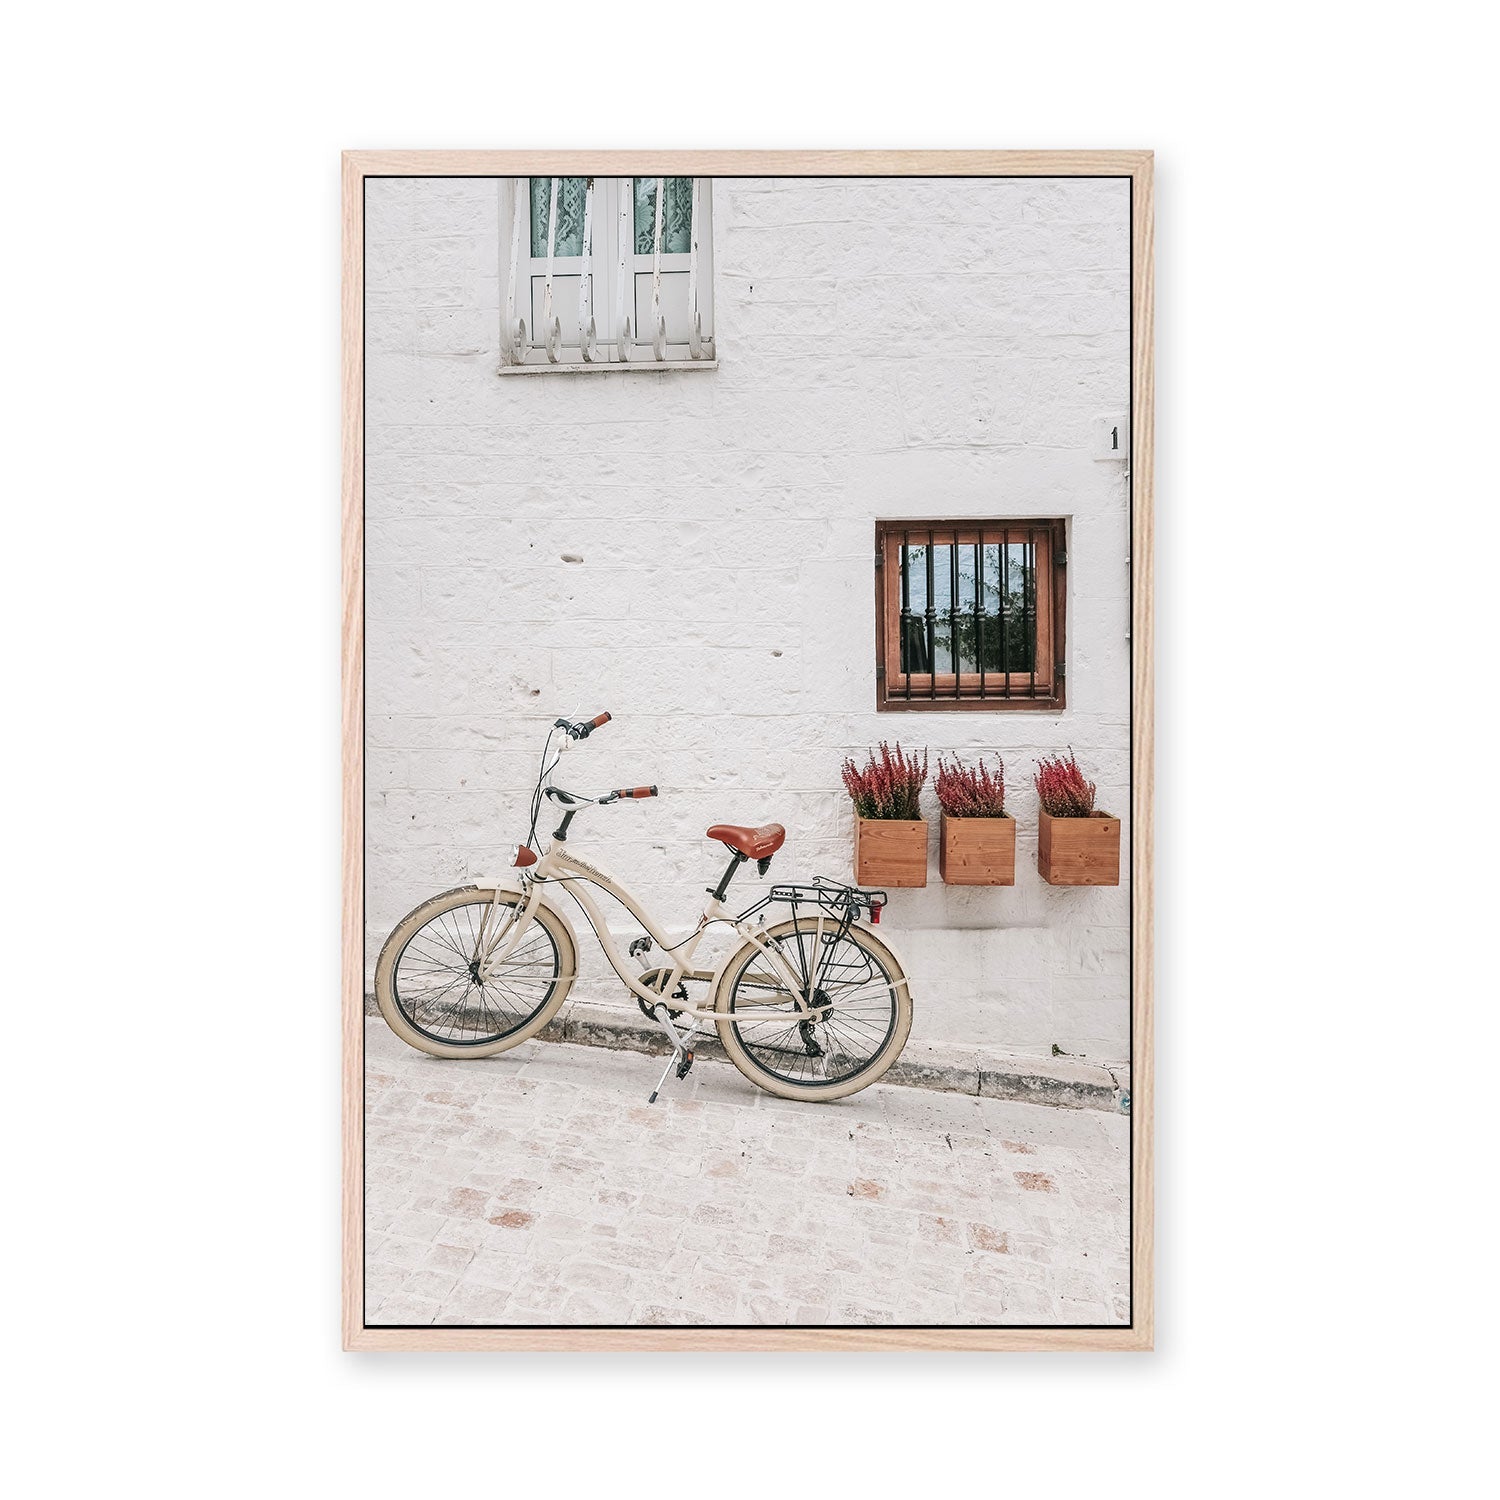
[
  {"left": 939, "top": 813, "right": 1016, "bottom": 885},
  {"left": 854, "top": 817, "right": 928, "bottom": 887},
  {"left": 1037, "top": 809, "right": 1121, "bottom": 886}
]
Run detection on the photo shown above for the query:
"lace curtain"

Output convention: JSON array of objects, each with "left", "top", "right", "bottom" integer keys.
[
  {"left": 633, "top": 178, "right": 693, "bottom": 254},
  {"left": 529, "top": 178, "right": 587, "bottom": 257},
  {"left": 529, "top": 177, "right": 694, "bottom": 259}
]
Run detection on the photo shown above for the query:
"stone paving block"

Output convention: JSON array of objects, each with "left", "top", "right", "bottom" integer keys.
[
  {"left": 370, "top": 1290, "right": 442, "bottom": 1326},
  {"left": 420, "top": 1242, "right": 476, "bottom": 1276},
  {"left": 555, "top": 1259, "right": 635, "bottom": 1295},
  {"left": 458, "top": 1254, "right": 526, "bottom": 1293}
]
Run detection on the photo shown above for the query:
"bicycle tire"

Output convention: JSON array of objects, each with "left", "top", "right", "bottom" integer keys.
[
  {"left": 712, "top": 918, "right": 913, "bottom": 1101},
  {"left": 374, "top": 886, "right": 576, "bottom": 1059}
]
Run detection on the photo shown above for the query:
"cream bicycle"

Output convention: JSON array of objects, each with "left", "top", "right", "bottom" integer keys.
[{"left": 374, "top": 713, "right": 914, "bottom": 1102}]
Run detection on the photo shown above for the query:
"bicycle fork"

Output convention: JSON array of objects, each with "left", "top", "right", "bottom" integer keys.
[{"left": 473, "top": 881, "right": 540, "bottom": 977}]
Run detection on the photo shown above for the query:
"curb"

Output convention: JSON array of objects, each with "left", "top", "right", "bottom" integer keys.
[{"left": 364, "top": 991, "right": 1127, "bottom": 1113}]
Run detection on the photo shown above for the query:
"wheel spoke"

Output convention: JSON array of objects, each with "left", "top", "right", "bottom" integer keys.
[
  {"left": 728, "top": 928, "right": 899, "bottom": 1090},
  {"left": 392, "top": 898, "right": 561, "bottom": 1046}
]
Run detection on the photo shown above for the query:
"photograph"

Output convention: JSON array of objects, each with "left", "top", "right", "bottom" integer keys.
[{"left": 344, "top": 151, "right": 1153, "bottom": 1349}]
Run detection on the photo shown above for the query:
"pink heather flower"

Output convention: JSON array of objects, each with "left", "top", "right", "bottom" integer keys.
[
  {"left": 935, "top": 754, "right": 1006, "bottom": 817},
  {"left": 841, "top": 741, "right": 928, "bottom": 820},
  {"left": 1033, "top": 750, "right": 1097, "bottom": 817}
]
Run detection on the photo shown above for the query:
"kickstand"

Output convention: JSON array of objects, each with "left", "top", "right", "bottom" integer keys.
[{"left": 645, "top": 1004, "right": 703, "bottom": 1104}]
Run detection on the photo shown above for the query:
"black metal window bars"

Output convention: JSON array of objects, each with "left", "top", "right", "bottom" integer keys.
[{"left": 893, "top": 524, "right": 1051, "bottom": 701}]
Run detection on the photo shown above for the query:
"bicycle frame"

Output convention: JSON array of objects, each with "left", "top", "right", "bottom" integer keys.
[{"left": 477, "top": 839, "right": 820, "bottom": 1024}]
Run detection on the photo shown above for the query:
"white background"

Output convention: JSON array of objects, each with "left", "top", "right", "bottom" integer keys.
[{"left": 5, "top": 2, "right": 1494, "bottom": 1495}]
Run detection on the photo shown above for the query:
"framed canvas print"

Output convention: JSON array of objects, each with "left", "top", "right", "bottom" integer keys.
[{"left": 342, "top": 150, "right": 1154, "bottom": 1350}]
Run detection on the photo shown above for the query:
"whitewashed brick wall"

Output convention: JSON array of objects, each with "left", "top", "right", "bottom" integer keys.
[{"left": 365, "top": 176, "right": 1131, "bottom": 1063}]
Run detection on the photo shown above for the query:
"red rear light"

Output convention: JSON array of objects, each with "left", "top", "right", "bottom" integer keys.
[{"left": 869, "top": 903, "right": 881, "bottom": 924}]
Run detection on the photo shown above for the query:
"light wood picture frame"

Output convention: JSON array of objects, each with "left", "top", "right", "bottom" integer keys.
[{"left": 343, "top": 150, "right": 1154, "bottom": 1351}]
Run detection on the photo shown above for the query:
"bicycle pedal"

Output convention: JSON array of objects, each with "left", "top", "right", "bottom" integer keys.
[{"left": 676, "top": 1049, "right": 695, "bottom": 1079}]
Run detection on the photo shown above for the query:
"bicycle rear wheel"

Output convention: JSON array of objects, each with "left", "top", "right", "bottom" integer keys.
[
  {"left": 713, "top": 918, "right": 912, "bottom": 1101},
  {"left": 374, "top": 886, "right": 576, "bottom": 1059}
]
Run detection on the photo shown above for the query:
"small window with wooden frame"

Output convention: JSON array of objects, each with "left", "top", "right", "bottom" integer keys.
[{"left": 875, "top": 520, "right": 1067, "bottom": 711}]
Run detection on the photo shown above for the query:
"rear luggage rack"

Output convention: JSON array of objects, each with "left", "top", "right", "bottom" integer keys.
[{"left": 758, "top": 876, "right": 887, "bottom": 926}]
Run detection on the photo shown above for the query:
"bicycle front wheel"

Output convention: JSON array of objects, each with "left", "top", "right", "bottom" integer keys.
[
  {"left": 713, "top": 918, "right": 912, "bottom": 1101},
  {"left": 374, "top": 886, "right": 576, "bottom": 1059}
]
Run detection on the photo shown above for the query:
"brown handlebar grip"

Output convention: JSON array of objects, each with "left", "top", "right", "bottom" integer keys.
[
  {"left": 588, "top": 712, "right": 612, "bottom": 730},
  {"left": 618, "top": 785, "right": 657, "bottom": 799}
]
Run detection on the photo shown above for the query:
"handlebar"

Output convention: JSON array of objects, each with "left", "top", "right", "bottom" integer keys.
[
  {"left": 541, "top": 716, "right": 656, "bottom": 810},
  {"left": 546, "top": 783, "right": 659, "bottom": 806},
  {"left": 555, "top": 712, "right": 611, "bottom": 740}
]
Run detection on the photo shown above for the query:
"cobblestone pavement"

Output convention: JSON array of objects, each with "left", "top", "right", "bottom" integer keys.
[{"left": 365, "top": 1020, "right": 1130, "bottom": 1327}]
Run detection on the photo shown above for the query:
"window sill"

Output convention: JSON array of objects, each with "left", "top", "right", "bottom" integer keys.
[
  {"left": 497, "top": 359, "right": 718, "bottom": 377},
  {"left": 877, "top": 690, "right": 1067, "bottom": 713}
]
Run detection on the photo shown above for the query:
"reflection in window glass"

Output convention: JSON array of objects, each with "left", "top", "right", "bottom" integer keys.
[{"left": 898, "top": 540, "right": 1035, "bottom": 676}]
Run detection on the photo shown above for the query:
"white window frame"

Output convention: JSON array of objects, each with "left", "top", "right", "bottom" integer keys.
[{"left": 500, "top": 176, "right": 715, "bottom": 372}]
